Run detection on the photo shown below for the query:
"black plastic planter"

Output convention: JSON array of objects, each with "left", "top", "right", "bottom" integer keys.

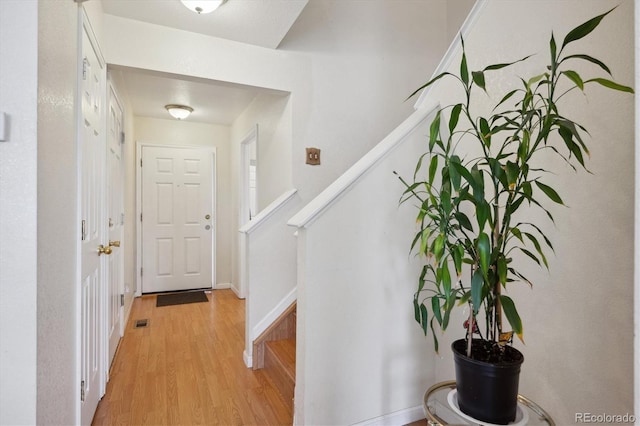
[{"left": 452, "top": 339, "right": 524, "bottom": 425}]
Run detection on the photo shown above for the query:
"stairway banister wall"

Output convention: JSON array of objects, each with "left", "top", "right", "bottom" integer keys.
[
  {"left": 288, "top": 104, "right": 441, "bottom": 425},
  {"left": 240, "top": 189, "right": 301, "bottom": 368}
]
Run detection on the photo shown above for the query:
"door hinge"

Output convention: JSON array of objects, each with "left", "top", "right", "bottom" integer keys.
[
  {"left": 120, "top": 131, "right": 125, "bottom": 144},
  {"left": 82, "top": 57, "right": 87, "bottom": 81},
  {"left": 140, "top": 213, "right": 142, "bottom": 222},
  {"left": 120, "top": 294, "right": 124, "bottom": 307},
  {"left": 80, "top": 380, "right": 85, "bottom": 402},
  {"left": 81, "top": 220, "right": 86, "bottom": 241},
  {"left": 140, "top": 158, "right": 142, "bottom": 167},
  {"left": 140, "top": 267, "right": 143, "bottom": 277}
]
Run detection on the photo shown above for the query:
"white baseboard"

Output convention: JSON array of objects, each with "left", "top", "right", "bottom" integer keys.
[
  {"left": 352, "top": 405, "right": 424, "bottom": 426},
  {"left": 225, "top": 283, "right": 245, "bottom": 299},
  {"left": 252, "top": 287, "right": 297, "bottom": 340},
  {"left": 243, "top": 350, "right": 253, "bottom": 368},
  {"left": 215, "top": 282, "right": 231, "bottom": 290}
]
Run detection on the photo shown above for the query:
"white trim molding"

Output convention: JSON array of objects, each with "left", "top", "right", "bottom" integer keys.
[
  {"left": 240, "top": 189, "right": 298, "bottom": 234},
  {"left": 351, "top": 405, "right": 425, "bottom": 426},
  {"left": 252, "top": 287, "right": 297, "bottom": 342}
]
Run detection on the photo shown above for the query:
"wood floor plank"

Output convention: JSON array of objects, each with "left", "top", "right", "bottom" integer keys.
[{"left": 92, "top": 290, "right": 293, "bottom": 425}]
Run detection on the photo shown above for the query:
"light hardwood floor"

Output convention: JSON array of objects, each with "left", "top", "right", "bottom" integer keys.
[{"left": 92, "top": 290, "right": 292, "bottom": 425}]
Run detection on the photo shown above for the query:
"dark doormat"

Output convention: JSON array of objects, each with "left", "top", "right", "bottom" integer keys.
[{"left": 156, "top": 290, "right": 209, "bottom": 307}]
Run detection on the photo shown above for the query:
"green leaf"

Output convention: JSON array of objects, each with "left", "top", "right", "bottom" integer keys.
[
  {"left": 429, "top": 110, "right": 441, "bottom": 151},
  {"left": 454, "top": 212, "right": 473, "bottom": 232},
  {"left": 477, "top": 232, "right": 491, "bottom": 278},
  {"left": 449, "top": 104, "right": 462, "bottom": 133},
  {"left": 500, "top": 295, "right": 523, "bottom": 342},
  {"left": 442, "top": 262, "right": 452, "bottom": 297},
  {"left": 479, "top": 118, "right": 491, "bottom": 148},
  {"left": 562, "top": 70, "right": 584, "bottom": 91},
  {"left": 413, "top": 298, "right": 421, "bottom": 324},
  {"left": 448, "top": 156, "right": 462, "bottom": 191},
  {"left": 412, "top": 153, "right": 429, "bottom": 181},
  {"left": 452, "top": 245, "right": 462, "bottom": 276},
  {"left": 561, "top": 7, "right": 615, "bottom": 50},
  {"left": 458, "top": 290, "right": 471, "bottom": 305},
  {"left": 471, "top": 269, "right": 483, "bottom": 315},
  {"left": 433, "top": 234, "right": 445, "bottom": 261},
  {"left": 498, "top": 256, "right": 508, "bottom": 286},
  {"left": 470, "top": 167, "right": 485, "bottom": 202},
  {"left": 472, "top": 71, "right": 486, "bottom": 91},
  {"left": 476, "top": 200, "right": 490, "bottom": 231},
  {"left": 419, "top": 228, "right": 430, "bottom": 256},
  {"left": 558, "top": 126, "right": 586, "bottom": 168},
  {"left": 524, "top": 232, "right": 549, "bottom": 269},
  {"left": 483, "top": 55, "right": 533, "bottom": 72},
  {"left": 460, "top": 50, "right": 469, "bottom": 85},
  {"left": 584, "top": 78, "right": 634, "bottom": 93},
  {"left": 519, "top": 247, "right": 541, "bottom": 265},
  {"left": 510, "top": 227, "right": 524, "bottom": 243},
  {"left": 535, "top": 181, "right": 564, "bottom": 205},
  {"left": 406, "top": 72, "right": 454, "bottom": 101},
  {"left": 505, "top": 161, "right": 519, "bottom": 190},
  {"left": 549, "top": 33, "right": 557, "bottom": 65},
  {"left": 430, "top": 318, "right": 440, "bottom": 353},
  {"left": 428, "top": 155, "right": 438, "bottom": 185},
  {"left": 561, "top": 54, "right": 611, "bottom": 75},
  {"left": 420, "top": 303, "right": 429, "bottom": 335},
  {"left": 431, "top": 297, "right": 442, "bottom": 326},
  {"left": 493, "top": 89, "right": 518, "bottom": 112}
]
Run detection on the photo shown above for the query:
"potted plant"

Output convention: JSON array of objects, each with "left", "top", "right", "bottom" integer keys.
[{"left": 396, "top": 8, "right": 633, "bottom": 424}]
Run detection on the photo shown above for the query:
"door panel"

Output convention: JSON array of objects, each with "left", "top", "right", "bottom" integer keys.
[
  {"left": 107, "top": 81, "right": 124, "bottom": 369},
  {"left": 80, "top": 26, "right": 106, "bottom": 426},
  {"left": 141, "top": 146, "right": 214, "bottom": 293}
]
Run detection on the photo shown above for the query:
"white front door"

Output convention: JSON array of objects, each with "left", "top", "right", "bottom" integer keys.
[
  {"left": 107, "top": 80, "right": 124, "bottom": 368},
  {"left": 79, "top": 23, "right": 106, "bottom": 426},
  {"left": 141, "top": 146, "right": 215, "bottom": 293}
]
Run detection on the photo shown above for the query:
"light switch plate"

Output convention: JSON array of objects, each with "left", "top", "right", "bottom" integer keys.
[{"left": 306, "top": 147, "right": 321, "bottom": 165}]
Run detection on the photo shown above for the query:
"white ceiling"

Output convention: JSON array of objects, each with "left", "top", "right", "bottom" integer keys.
[{"left": 102, "top": 0, "right": 308, "bottom": 125}]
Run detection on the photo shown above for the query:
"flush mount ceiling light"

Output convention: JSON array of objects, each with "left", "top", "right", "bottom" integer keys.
[
  {"left": 180, "top": 0, "right": 225, "bottom": 14},
  {"left": 165, "top": 104, "right": 193, "bottom": 120}
]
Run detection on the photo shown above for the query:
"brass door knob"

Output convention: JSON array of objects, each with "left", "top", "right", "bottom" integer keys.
[
  {"left": 205, "top": 214, "right": 211, "bottom": 220},
  {"left": 109, "top": 240, "right": 121, "bottom": 247},
  {"left": 98, "top": 245, "right": 112, "bottom": 256}
]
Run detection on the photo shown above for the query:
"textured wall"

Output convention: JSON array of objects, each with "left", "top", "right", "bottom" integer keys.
[
  {"left": 36, "top": 0, "right": 80, "bottom": 424},
  {"left": 0, "top": 1, "right": 38, "bottom": 423},
  {"left": 426, "top": 1, "right": 635, "bottom": 423}
]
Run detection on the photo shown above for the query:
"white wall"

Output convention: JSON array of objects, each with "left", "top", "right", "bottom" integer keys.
[
  {"left": 279, "top": 0, "right": 454, "bottom": 200},
  {"left": 232, "top": 93, "right": 293, "bottom": 213},
  {"left": 290, "top": 109, "right": 439, "bottom": 425},
  {"left": 230, "top": 92, "right": 293, "bottom": 290},
  {"left": 0, "top": 1, "right": 38, "bottom": 424},
  {"left": 423, "top": 1, "right": 635, "bottom": 423},
  {"left": 36, "top": 0, "right": 80, "bottom": 424},
  {"left": 134, "top": 117, "right": 233, "bottom": 286}
]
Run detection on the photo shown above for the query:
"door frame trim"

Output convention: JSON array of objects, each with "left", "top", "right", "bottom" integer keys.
[
  {"left": 135, "top": 142, "right": 217, "bottom": 297},
  {"left": 240, "top": 124, "right": 259, "bottom": 227}
]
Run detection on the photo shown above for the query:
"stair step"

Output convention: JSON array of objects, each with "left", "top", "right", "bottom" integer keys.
[{"left": 264, "top": 338, "right": 296, "bottom": 408}]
